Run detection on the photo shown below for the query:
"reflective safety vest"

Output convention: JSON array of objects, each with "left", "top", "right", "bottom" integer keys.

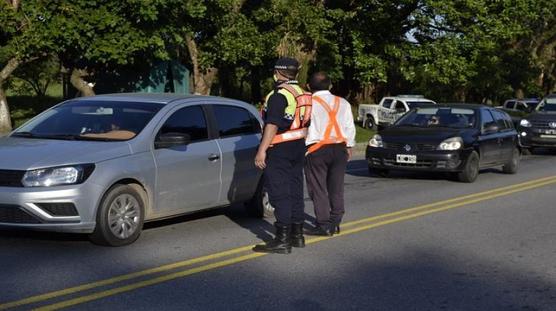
[
  {"left": 263, "top": 83, "right": 312, "bottom": 145},
  {"left": 306, "top": 95, "right": 346, "bottom": 155}
]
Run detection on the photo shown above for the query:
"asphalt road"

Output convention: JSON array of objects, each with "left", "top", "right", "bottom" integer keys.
[{"left": 1, "top": 149, "right": 556, "bottom": 310}]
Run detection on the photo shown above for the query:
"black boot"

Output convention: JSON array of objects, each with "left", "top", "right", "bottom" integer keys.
[
  {"left": 291, "top": 223, "right": 305, "bottom": 248},
  {"left": 253, "top": 224, "right": 292, "bottom": 254},
  {"left": 304, "top": 224, "right": 333, "bottom": 236}
]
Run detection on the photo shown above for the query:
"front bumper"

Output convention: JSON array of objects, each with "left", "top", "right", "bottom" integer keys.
[
  {"left": 518, "top": 127, "right": 556, "bottom": 148},
  {"left": 366, "top": 146, "right": 471, "bottom": 172},
  {"left": 0, "top": 182, "right": 105, "bottom": 233}
]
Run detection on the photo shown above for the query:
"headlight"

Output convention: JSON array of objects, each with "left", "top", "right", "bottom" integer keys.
[
  {"left": 519, "top": 119, "right": 532, "bottom": 128},
  {"left": 438, "top": 137, "right": 463, "bottom": 151},
  {"left": 22, "top": 164, "right": 95, "bottom": 187},
  {"left": 369, "top": 134, "right": 383, "bottom": 148}
]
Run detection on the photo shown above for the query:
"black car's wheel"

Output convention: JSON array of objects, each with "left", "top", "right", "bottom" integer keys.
[
  {"left": 90, "top": 184, "right": 145, "bottom": 247},
  {"left": 246, "top": 179, "right": 273, "bottom": 218},
  {"left": 457, "top": 151, "right": 479, "bottom": 183},
  {"left": 369, "top": 166, "right": 389, "bottom": 177},
  {"left": 502, "top": 147, "right": 520, "bottom": 174},
  {"left": 364, "top": 116, "right": 376, "bottom": 130}
]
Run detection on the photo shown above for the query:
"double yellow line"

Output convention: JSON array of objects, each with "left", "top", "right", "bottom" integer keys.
[{"left": 2, "top": 175, "right": 556, "bottom": 311}]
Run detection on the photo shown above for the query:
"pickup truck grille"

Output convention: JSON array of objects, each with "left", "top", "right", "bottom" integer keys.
[
  {"left": 0, "top": 170, "right": 25, "bottom": 187},
  {"left": 531, "top": 121, "right": 553, "bottom": 128}
]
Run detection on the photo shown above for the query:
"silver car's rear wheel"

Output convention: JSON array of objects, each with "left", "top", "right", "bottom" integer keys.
[{"left": 90, "top": 184, "right": 145, "bottom": 246}]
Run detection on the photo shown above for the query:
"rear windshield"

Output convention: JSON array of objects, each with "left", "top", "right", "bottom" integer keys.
[
  {"left": 396, "top": 107, "right": 477, "bottom": 129},
  {"left": 13, "top": 100, "right": 163, "bottom": 141}
]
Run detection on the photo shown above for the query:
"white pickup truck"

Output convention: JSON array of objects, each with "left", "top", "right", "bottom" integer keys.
[{"left": 357, "top": 95, "right": 436, "bottom": 129}]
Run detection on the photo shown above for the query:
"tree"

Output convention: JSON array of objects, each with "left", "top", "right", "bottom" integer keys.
[{"left": 0, "top": 0, "right": 58, "bottom": 132}]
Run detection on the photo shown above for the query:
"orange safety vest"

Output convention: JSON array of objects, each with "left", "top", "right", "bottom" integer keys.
[
  {"left": 306, "top": 95, "right": 346, "bottom": 155},
  {"left": 266, "top": 83, "right": 312, "bottom": 145}
]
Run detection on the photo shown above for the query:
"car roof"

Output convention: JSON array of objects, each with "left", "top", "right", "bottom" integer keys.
[
  {"left": 422, "top": 103, "right": 486, "bottom": 109},
  {"left": 505, "top": 98, "right": 539, "bottom": 102},
  {"left": 72, "top": 93, "right": 241, "bottom": 105}
]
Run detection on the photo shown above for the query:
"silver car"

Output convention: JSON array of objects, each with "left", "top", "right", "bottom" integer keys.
[{"left": 0, "top": 93, "right": 268, "bottom": 246}]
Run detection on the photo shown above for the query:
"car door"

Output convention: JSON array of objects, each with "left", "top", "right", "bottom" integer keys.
[
  {"left": 392, "top": 100, "right": 408, "bottom": 122},
  {"left": 478, "top": 109, "right": 501, "bottom": 165},
  {"left": 492, "top": 109, "right": 517, "bottom": 162},
  {"left": 153, "top": 105, "right": 221, "bottom": 215},
  {"left": 378, "top": 98, "right": 394, "bottom": 125},
  {"left": 210, "top": 104, "right": 262, "bottom": 205}
]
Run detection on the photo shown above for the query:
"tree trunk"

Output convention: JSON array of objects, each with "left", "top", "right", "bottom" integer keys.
[
  {"left": 70, "top": 68, "right": 95, "bottom": 97},
  {"left": 514, "top": 88, "right": 525, "bottom": 99},
  {"left": 0, "top": 57, "right": 22, "bottom": 133},
  {"left": 0, "top": 86, "right": 12, "bottom": 133},
  {"left": 185, "top": 34, "right": 218, "bottom": 95}
]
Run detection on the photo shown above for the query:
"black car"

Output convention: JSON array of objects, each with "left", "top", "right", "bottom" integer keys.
[
  {"left": 366, "top": 104, "right": 520, "bottom": 183},
  {"left": 518, "top": 94, "right": 556, "bottom": 150}
]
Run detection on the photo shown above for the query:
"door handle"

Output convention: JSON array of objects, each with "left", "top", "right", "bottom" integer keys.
[{"left": 208, "top": 154, "right": 220, "bottom": 161}]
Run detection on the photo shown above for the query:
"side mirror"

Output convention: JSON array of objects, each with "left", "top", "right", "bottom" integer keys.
[{"left": 155, "top": 132, "right": 191, "bottom": 149}]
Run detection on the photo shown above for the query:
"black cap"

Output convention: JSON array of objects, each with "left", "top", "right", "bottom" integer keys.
[{"left": 274, "top": 57, "right": 300, "bottom": 71}]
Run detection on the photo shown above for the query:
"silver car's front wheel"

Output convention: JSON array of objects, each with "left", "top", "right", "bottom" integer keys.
[
  {"left": 108, "top": 194, "right": 141, "bottom": 239},
  {"left": 262, "top": 191, "right": 274, "bottom": 218},
  {"left": 90, "top": 184, "right": 145, "bottom": 246}
]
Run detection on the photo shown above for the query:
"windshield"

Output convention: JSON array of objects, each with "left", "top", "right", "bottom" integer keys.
[
  {"left": 525, "top": 101, "right": 539, "bottom": 109},
  {"left": 396, "top": 107, "right": 477, "bottom": 129},
  {"left": 13, "top": 100, "right": 163, "bottom": 141},
  {"left": 538, "top": 98, "right": 556, "bottom": 112},
  {"left": 406, "top": 101, "right": 435, "bottom": 109}
]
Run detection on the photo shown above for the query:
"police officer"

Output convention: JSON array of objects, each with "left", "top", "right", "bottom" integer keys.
[{"left": 253, "top": 57, "right": 311, "bottom": 254}]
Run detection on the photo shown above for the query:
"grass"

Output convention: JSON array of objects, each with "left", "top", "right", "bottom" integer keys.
[{"left": 355, "top": 123, "right": 375, "bottom": 144}]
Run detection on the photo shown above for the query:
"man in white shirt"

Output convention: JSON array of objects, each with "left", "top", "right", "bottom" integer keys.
[{"left": 304, "top": 72, "right": 356, "bottom": 236}]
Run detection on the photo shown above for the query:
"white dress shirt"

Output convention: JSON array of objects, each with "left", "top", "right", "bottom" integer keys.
[{"left": 306, "top": 90, "right": 356, "bottom": 148}]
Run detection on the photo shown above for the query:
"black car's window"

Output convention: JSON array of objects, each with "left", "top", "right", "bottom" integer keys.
[
  {"left": 396, "top": 107, "right": 476, "bottom": 129},
  {"left": 213, "top": 105, "right": 260, "bottom": 137},
  {"left": 492, "top": 110, "right": 511, "bottom": 130},
  {"left": 159, "top": 106, "right": 208, "bottom": 141},
  {"left": 480, "top": 109, "right": 497, "bottom": 131},
  {"left": 14, "top": 101, "right": 163, "bottom": 141},
  {"left": 538, "top": 98, "right": 556, "bottom": 111}
]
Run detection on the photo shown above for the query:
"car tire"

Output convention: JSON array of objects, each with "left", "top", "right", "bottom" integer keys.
[
  {"left": 89, "top": 184, "right": 145, "bottom": 247},
  {"left": 457, "top": 151, "right": 480, "bottom": 183},
  {"left": 369, "top": 166, "right": 389, "bottom": 177},
  {"left": 246, "top": 179, "right": 273, "bottom": 218},
  {"left": 502, "top": 147, "right": 520, "bottom": 174},
  {"left": 364, "top": 116, "right": 376, "bottom": 130}
]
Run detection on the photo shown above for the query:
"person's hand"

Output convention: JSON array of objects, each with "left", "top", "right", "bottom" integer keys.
[
  {"left": 347, "top": 148, "right": 353, "bottom": 161},
  {"left": 255, "top": 150, "right": 267, "bottom": 169}
]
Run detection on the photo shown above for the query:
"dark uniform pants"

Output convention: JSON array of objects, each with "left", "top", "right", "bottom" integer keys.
[
  {"left": 305, "top": 143, "right": 348, "bottom": 227},
  {"left": 264, "top": 140, "right": 305, "bottom": 226}
]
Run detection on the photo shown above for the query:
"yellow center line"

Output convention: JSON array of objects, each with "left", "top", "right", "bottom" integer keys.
[{"left": 1, "top": 175, "right": 554, "bottom": 310}]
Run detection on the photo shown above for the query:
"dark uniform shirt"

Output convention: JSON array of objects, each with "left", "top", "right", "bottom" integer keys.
[{"left": 264, "top": 81, "right": 305, "bottom": 156}]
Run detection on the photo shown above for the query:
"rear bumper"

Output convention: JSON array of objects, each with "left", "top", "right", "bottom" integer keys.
[
  {"left": 518, "top": 128, "right": 556, "bottom": 148},
  {"left": 366, "top": 146, "right": 471, "bottom": 172}
]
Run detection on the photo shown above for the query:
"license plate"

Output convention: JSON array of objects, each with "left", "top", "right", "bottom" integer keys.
[
  {"left": 396, "top": 154, "right": 417, "bottom": 164},
  {"left": 544, "top": 129, "right": 556, "bottom": 135}
]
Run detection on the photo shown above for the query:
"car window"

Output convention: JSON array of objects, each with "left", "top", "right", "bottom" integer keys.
[
  {"left": 396, "top": 107, "right": 476, "bottom": 129},
  {"left": 492, "top": 110, "right": 510, "bottom": 130},
  {"left": 516, "top": 102, "right": 527, "bottom": 112},
  {"left": 394, "top": 101, "right": 406, "bottom": 112},
  {"left": 504, "top": 101, "right": 515, "bottom": 109},
  {"left": 480, "top": 109, "right": 497, "bottom": 132},
  {"left": 14, "top": 100, "right": 163, "bottom": 141},
  {"left": 406, "top": 101, "right": 435, "bottom": 109},
  {"left": 381, "top": 99, "right": 393, "bottom": 108},
  {"left": 159, "top": 106, "right": 208, "bottom": 141},
  {"left": 213, "top": 105, "right": 261, "bottom": 137}
]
